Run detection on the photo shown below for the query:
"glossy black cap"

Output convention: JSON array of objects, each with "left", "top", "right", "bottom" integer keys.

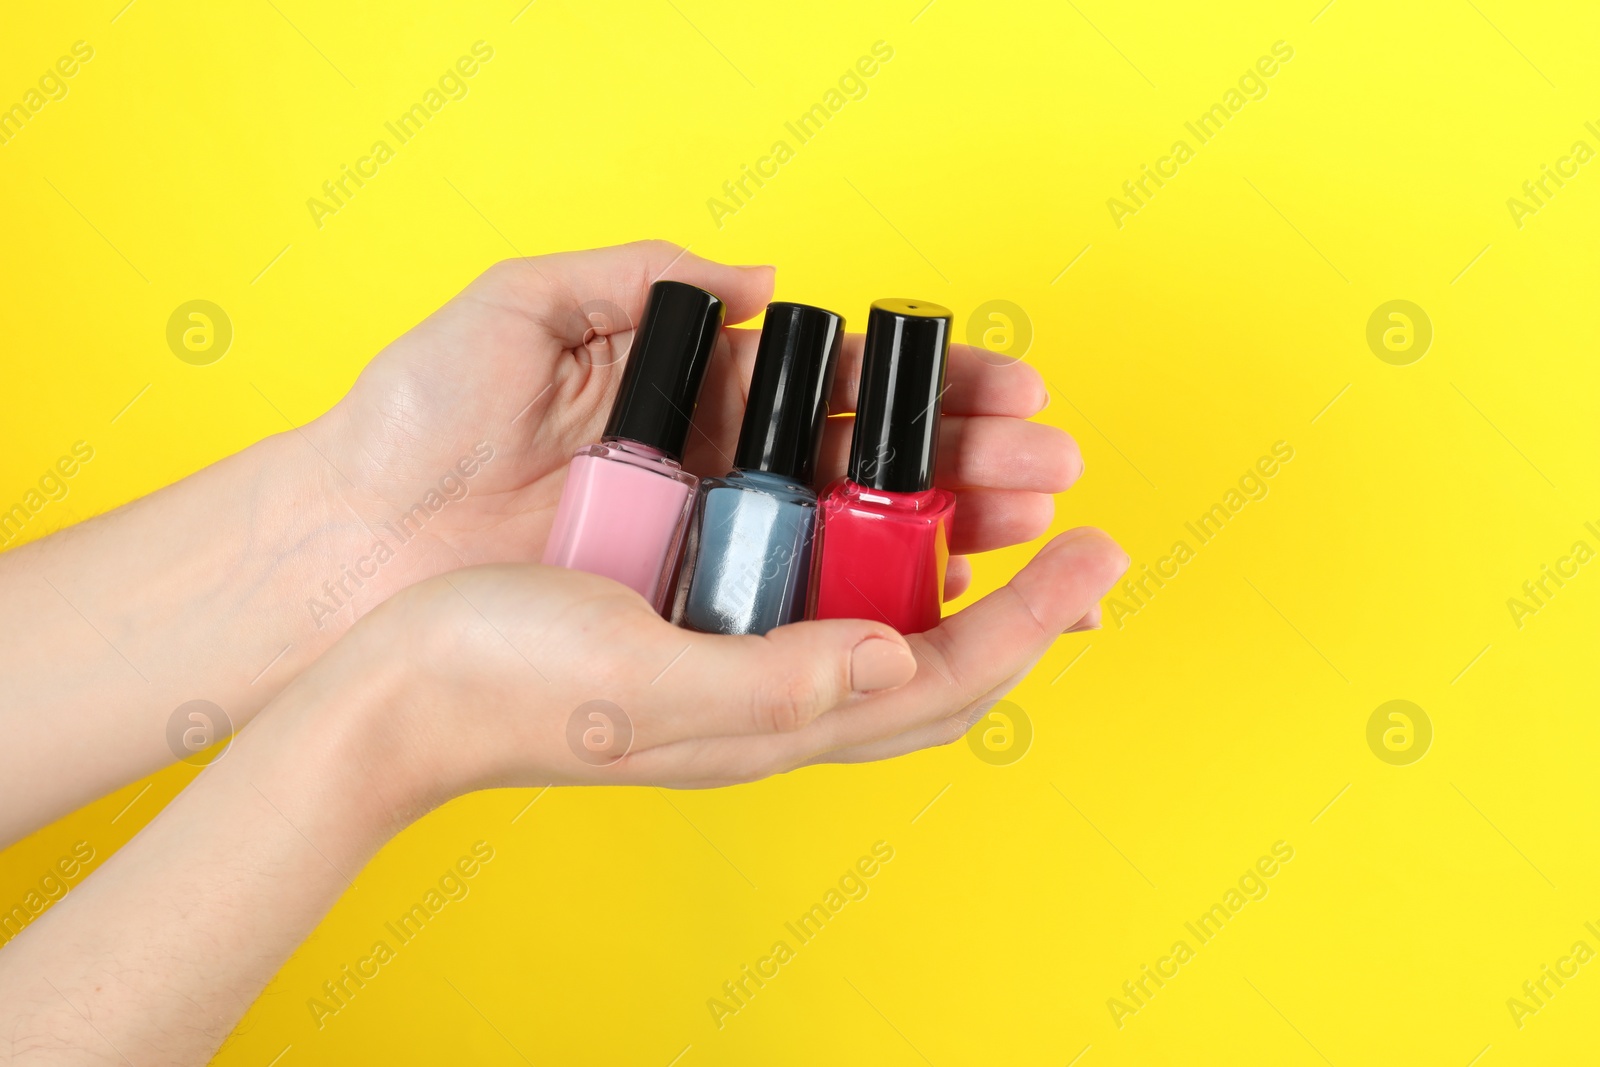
[
  {"left": 847, "top": 298, "right": 953, "bottom": 494},
  {"left": 603, "top": 280, "right": 726, "bottom": 460},
  {"left": 732, "top": 302, "right": 844, "bottom": 484}
]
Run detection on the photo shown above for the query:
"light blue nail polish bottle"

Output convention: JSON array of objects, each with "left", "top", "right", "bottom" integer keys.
[{"left": 680, "top": 302, "right": 843, "bottom": 635}]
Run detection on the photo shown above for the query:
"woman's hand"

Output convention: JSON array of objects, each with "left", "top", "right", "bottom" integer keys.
[
  {"left": 309, "top": 240, "right": 1079, "bottom": 615},
  {"left": 0, "top": 239, "right": 1080, "bottom": 848},
  {"left": 284, "top": 525, "right": 1127, "bottom": 821},
  {"left": 0, "top": 524, "right": 1125, "bottom": 1067}
]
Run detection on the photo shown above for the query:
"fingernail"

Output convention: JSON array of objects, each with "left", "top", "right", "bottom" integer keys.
[
  {"left": 735, "top": 263, "right": 776, "bottom": 272},
  {"left": 850, "top": 638, "right": 917, "bottom": 692},
  {"left": 1054, "top": 526, "right": 1108, "bottom": 545},
  {"left": 1049, "top": 528, "right": 1131, "bottom": 594},
  {"left": 1064, "top": 604, "right": 1102, "bottom": 633}
]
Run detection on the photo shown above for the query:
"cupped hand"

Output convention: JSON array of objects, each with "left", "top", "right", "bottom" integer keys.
[
  {"left": 309, "top": 241, "right": 1079, "bottom": 616},
  {"left": 290, "top": 526, "right": 1126, "bottom": 815}
]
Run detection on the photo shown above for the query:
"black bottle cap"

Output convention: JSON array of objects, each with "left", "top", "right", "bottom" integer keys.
[
  {"left": 847, "top": 298, "right": 953, "bottom": 494},
  {"left": 732, "top": 302, "right": 844, "bottom": 484},
  {"left": 603, "top": 280, "right": 726, "bottom": 460}
]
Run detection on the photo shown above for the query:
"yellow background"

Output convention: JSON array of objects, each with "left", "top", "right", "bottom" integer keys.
[{"left": 3, "top": 0, "right": 1598, "bottom": 1062}]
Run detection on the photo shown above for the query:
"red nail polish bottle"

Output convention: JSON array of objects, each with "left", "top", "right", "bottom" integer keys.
[{"left": 813, "top": 299, "right": 955, "bottom": 634}]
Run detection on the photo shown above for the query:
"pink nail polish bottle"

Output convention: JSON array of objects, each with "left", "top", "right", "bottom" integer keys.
[{"left": 541, "top": 281, "right": 725, "bottom": 613}]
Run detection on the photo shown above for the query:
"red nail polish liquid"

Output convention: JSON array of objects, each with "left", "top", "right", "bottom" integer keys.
[{"left": 813, "top": 299, "right": 955, "bottom": 634}]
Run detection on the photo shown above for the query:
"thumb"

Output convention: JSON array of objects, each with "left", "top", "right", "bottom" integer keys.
[{"left": 644, "top": 619, "right": 917, "bottom": 741}]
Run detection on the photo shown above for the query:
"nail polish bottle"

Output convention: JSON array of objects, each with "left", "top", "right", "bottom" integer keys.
[
  {"left": 813, "top": 299, "right": 955, "bottom": 635},
  {"left": 541, "top": 280, "right": 725, "bottom": 614},
  {"left": 680, "top": 302, "right": 844, "bottom": 636}
]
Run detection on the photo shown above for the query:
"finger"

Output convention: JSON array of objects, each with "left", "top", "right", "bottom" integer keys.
[
  {"left": 812, "top": 604, "right": 1105, "bottom": 765},
  {"left": 804, "top": 526, "right": 1127, "bottom": 752},
  {"left": 947, "top": 489, "right": 1055, "bottom": 555},
  {"left": 803, "top": 665, "right": 1040, "bottom": 767},
  {"left": 944, "top": 556, "right": 972, "bottom": 601},
  {"left": 1066, "top": 603, "right": 1102, "bottom": 632},
  {"left": 818, "top": 416, "right": 1083, "bottom": 493},
  {"left": 830, "top": 339, "right": 1048, "bottom": 417},
  {"left": 631, "top": 618, "right": 918, "bottom": 745},
  {"left": 632, "top": 662, "right": 1039, "bottom": 787},
  {"left": 515, "top": 241, "right": 776, "bottom": 343},
  {"left": 621, "top": 527, "right": 1128, "bottom": 783}
]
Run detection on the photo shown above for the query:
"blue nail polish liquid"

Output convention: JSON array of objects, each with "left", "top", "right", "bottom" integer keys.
[
  {"left": 677, "top": 302, "right": 844, "bottom": 636},
  {"left": 683, "top": 470, "right": 817, "bottom": 635}
]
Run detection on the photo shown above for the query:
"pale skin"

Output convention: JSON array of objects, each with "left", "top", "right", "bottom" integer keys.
[{"left": 0, "top": 242, "right": 1129, "bottom": 1064}]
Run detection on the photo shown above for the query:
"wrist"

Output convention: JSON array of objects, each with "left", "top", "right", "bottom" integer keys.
[
  {"left": 0, "top": 416, "right": 390, "bottom": 843},
  {"left": 255, "top": 414, "right": 382, "bottom": 634},
  {"left": 240, "top": 410, "right": 441, "bottom": 667},
  {"left": 243, "top": 615, "right": 427, "bottom": 848}
]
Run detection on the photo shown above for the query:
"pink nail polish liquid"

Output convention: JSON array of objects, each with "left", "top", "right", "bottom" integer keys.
[{"left": 543, "top": 441, "right": 699, "bottom": 613}]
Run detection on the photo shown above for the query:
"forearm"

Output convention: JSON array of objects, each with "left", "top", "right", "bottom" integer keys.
[
  {"left": 0, "top": 417, "right": 375, "bottom": 844},
  {"left": 0, "top": 647, "right": 406, "bottom": 1066}
]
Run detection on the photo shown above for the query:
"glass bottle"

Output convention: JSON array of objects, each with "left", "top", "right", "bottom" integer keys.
[
  {"left": 680, "top": 302, "right": 843, "bottom": 635},
  {"left": 814, "top": 480, "right": 954, "bottom": 635},
  {"left": 542, "top": 280, "right": 724, "bottom": 615},
  {"left": 813, "top": 299, "right": 956, "bottom": 634}
]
